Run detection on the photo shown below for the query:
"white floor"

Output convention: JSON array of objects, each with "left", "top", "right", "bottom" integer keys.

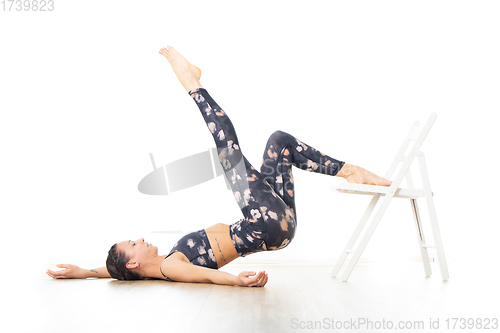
[{"left": 6, "top": 261, "right": 499, "bottom": 333}]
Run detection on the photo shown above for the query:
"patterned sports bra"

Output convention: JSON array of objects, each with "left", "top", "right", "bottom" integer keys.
[{"left": 160, "top": 229, "right": 218, "bottom": 280}]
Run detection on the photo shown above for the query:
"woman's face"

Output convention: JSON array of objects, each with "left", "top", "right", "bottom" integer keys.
[{"left": 116, "top": 238, "right": 159, "bottom": 268}]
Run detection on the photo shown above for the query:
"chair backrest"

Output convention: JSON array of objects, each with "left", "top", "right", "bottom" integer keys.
[{"left": 384, "top": 113, "right": 438, "bottom": 188}]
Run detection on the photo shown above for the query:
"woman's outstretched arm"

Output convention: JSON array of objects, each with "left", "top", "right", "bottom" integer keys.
[
  {"left": 46, "top": 264, "right": 111, "bottom": 279},
  {"left": 164, "top": 260, "right": 268, "bottom": 287}
]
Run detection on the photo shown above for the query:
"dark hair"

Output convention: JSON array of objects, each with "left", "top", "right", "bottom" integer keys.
[{"left": 106, "top": 243, "right": 144, "bottom": 281}]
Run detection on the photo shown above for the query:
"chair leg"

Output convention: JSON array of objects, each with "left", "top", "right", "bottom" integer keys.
[
  {"left": 418, "top": 153, "right": 449, "bottom": 280},
  {"left": 410, "top": 199, "right": 432, "bottom": 276},
  {"left": 331, "top": 196, "right": 379, "bottom": 277},
  {"left": 340, "top": 192, "right": 397, "bottom": 281}
]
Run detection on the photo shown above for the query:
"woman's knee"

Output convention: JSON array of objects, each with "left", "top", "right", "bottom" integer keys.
[
  {"left": 268, "top": 130, "right": 289, "bottom": 143},
  {"left": 266, "top": 131, "right": 296, "bottom": 151}
]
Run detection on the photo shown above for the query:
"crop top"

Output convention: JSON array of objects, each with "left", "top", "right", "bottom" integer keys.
[{"left": 160, "top": 229, "right": 218, "bottom": 280}]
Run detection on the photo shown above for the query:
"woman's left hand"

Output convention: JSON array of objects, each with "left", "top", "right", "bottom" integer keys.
[
  {"left": 46, "top": 264, "right": 88, "bottom": 279},
  {"left": 237, "top": 270, "right": 268, "bottom": 287}
]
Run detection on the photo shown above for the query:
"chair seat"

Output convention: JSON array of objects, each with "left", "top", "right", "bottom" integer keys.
[{"left": 332, "top": 182, "right": 430, "bottom": 199}]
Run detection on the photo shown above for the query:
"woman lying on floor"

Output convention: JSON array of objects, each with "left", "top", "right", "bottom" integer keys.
[{"left": 46, "top": 46, "right": 391, "bottom": 287}]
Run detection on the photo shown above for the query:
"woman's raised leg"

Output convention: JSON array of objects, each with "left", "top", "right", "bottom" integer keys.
[{"left": 186, "top": 87, "right": 297, "bottom": 256}]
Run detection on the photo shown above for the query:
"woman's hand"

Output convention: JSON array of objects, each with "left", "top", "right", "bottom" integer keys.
[
  {"left": 237, "top": 270, "right": 268, "bottom": 287},
  {"left": 46, "top": 264, "right": 88, "bottom": 279}
]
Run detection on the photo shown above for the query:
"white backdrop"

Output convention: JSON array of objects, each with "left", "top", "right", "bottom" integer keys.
[{"left": 1, "top": 0, "right": 499, "bottom": 270}]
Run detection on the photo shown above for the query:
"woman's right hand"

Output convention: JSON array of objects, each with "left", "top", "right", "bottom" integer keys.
[
  {"left": 46, "top": 264, "right": 87, "bottom": 279},
  {"left": 237, "top": 270, "right": 268, "bottom": 287}
]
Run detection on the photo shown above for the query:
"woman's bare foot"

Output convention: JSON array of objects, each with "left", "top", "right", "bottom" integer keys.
[
  {"left": 159, "top": 46, "right": 203, "bottom": 92},
  {"left": 337, "top": 163, "right": 392, "bottom": 186}
]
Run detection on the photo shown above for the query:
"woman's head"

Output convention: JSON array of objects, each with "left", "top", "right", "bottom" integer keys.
[{"left": 106, "top": 238, "right": 158, "bottom": 280}]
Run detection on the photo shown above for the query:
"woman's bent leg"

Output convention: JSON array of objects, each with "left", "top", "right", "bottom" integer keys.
[
  {"left": 260, "top": 130, "right": 345, "bottom": 220},
  {"left": 260, "top": 131, "right": 392, "bottom": 220}
]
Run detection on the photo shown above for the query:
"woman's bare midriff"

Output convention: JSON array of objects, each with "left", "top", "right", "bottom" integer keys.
[
  {"left": 205, "top": 223, "right": 240, "bottom": 268},
  {"left": 165, "top": 223, "right": 239, "bottom": 269}
]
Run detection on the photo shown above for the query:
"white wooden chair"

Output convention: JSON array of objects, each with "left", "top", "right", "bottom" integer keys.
[{"left": 331, "top": 113, "right": 449, "bottom": 282}]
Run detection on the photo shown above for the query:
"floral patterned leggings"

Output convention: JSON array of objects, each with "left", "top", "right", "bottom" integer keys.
[{"left": 189, "top": 88, "right": 345, "bottom": 257}]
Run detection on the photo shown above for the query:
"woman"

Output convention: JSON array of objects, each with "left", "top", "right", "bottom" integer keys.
[{"left": 46, "top": 46, "right": 392, "bottom": 287}]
